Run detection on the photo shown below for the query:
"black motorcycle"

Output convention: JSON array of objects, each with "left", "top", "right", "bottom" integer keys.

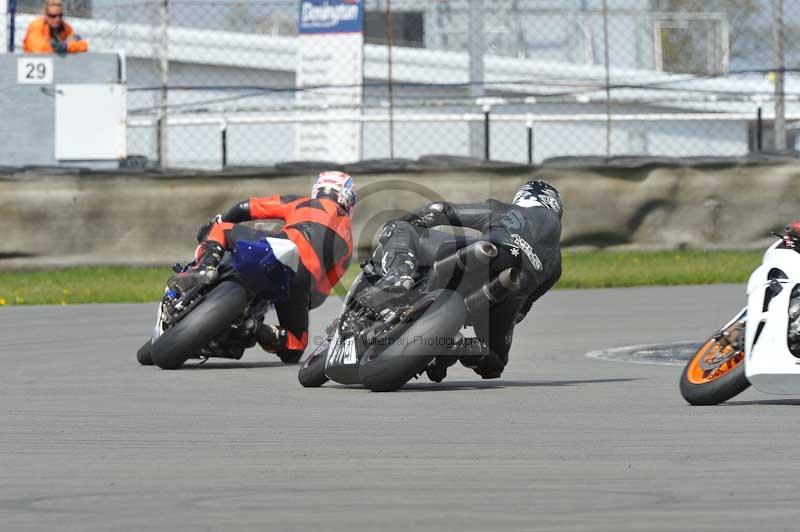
[
  {"left": 298, "top": 233, "right": 523, "bottom": 391},
  {"left": 137, "top": 237, "right": 299, "bottom": 369}
]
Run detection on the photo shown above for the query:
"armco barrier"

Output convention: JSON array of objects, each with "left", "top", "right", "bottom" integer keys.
[{"left": 2, "top": 160, "right": 800, "bottom": 268}]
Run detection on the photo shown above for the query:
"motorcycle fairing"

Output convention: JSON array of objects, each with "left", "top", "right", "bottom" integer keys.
[
  {"left": 324, "top": 329, "right": 362, "bottom": 384},
  {"left": 745, "top": 244, "right": 800, "bottom": 394},
  {"left": 152, "top": 300, "right": 165, "bottom": 342},
  {"left": 323, "top": 273, "right": 364, "bottom": 385},
  {"left": 232, "top": 237, "right": 298, "bottom": 300}
]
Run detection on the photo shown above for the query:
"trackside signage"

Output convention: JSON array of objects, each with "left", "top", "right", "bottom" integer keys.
[
  {"left": 295, "top": 0, "right": 364, "bottom": 163},
  {"left": 299, "top": 0, "right": 364, "bottom": 34}
]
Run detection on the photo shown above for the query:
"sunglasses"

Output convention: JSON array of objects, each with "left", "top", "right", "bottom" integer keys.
[{"left": 46, "top": 13, "right": 64, "bottom": 19}]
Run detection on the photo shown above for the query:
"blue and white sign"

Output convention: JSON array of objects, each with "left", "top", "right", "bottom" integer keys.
[
  {"left": 296, "top": 0, "right": 364, "bottom": 163},
  {"left": 298, "top": 0, "right": 364, "bottom": 34}
]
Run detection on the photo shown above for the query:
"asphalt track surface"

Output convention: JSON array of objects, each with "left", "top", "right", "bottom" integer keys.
[{"left": 4, "top": 284, "right": 800, "bottom": 531}]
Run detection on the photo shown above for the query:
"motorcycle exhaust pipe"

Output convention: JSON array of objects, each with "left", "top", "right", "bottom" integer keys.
[
  {"left": 428, "top": 241, "right": 498, "bottom": 290},
  {"left": 464, "top": 267, "right": 521, "bottom": 315}
]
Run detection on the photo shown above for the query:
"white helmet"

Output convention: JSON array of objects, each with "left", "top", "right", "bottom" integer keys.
[
  {"left": 512, "top": 180, "right": 563, "bottom": 219},
  {"left": 311, "top": 171, "right": 357, "bottom": 213}
]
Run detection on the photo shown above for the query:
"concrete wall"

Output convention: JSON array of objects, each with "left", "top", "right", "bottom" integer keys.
[{"left": 2, "top": 161, "right": 800, "bottom": 268}]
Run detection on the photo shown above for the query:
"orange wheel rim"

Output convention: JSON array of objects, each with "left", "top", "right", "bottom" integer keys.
[{"left": 686, "top": 337, "right": 745, "bottom": 385}]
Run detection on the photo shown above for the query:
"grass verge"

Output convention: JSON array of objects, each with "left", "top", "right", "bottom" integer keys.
[
  {"left": 559, "top": 250, "right": 763, "bottom": 289},
  {"left": 0, "top": 250, "right": 764, "bottom": 306}
]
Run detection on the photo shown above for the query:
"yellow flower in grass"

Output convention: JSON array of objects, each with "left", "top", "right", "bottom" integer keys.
[{"left": 0, "top": 298, "right": 6, "bottom": 306}]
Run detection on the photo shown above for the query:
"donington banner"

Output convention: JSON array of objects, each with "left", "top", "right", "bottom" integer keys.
[{"left": 295, "top": 0, "right": 364, "bottom": 163}]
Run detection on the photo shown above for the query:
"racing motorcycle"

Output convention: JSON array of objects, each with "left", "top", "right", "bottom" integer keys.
[
  {"left": 298, "top": 234, "right": 524, "bottom": 392},
  {"left": 680, "top": 234, "right": 800, "bottom": 405},
  {"left": 136, "top": 237, "right": 299, "bottom": 369}
]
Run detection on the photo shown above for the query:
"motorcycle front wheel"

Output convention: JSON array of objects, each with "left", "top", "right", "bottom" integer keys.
[
  {"left": 679, "top": 320, "right": 750, "bottom": 405},
  {"left": 298, "top": 348, "right": 329, "bottom": 388},
  {"left": 136, "top": 339, "right": 154, "bottom": 366}
]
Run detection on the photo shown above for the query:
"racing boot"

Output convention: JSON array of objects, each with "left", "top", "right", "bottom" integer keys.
[
  {"left": 376, "top": 250, "right": 417, "bottom": 293},
  {"left": 253, "top": 322, "right": 302, "bottom": 363},
  {"left": 425, "top": 333, "right": 463, "bottom": 382},
  {"left": 457, "top": 337, "right": 504, "bottom": 379},
  {"left": 425, "top": 355, "right": 459, "bottom": 383},
  {"left": 455, "top": 336, "right": 486, "bottom": 368},
  {"left": 254, "top": 322, "right": 287, "bottom": 352},
  {"left": 168, "top": 240, "right": 224, "bottom": 293},
  {"left": 357, "top": 251, "right": 417, "bottom": 311}
]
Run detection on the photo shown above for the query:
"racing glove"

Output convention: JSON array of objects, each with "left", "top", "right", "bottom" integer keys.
[
  {"left": 403, "top": 202, "right": 452, "bottom": 228},
  {"left": 196, "top": 214, "right": 223, "bottom": 242},
  {"left": 167, "top": 241, "right": 223, "bottom": 292}
]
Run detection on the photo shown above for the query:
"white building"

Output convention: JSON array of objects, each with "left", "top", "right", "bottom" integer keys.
[{"left": 5, "top": 0, "right": 796, "bottom": 168}]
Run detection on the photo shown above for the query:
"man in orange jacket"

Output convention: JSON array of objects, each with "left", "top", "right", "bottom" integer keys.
[
  {"left": 170, "top": 171, "right": 356, "bottom": 363},
  {"left": 23, "top": 0, "right": 88, "bottom": 54}
]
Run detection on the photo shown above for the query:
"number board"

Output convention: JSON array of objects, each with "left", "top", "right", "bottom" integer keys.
[{"left": 17, "top": 57, "right": 54, "bottom": 85}]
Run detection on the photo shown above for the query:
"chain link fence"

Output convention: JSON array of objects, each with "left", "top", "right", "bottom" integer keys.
[{"left": 7, "top": 0, "right": 800, "bottom": 169}]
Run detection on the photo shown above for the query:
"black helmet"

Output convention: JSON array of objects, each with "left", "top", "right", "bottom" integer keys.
[{"left": 512, "top": 180, "right": 563, "bottom": 219}]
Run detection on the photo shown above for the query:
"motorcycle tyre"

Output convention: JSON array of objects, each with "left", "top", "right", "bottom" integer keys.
[
  {"left": 151, "top": 281, "right": 248, "bottom": 370},
  {"left": 137, "top": 339, "right": 154, "bottom": 366},
  {"left": 679, "top": 333, "right": 750, "bottom": 406},
  {"left": 298, "top": 346, "right": 329, "bottom": 388},
  {"left": 359, "top": 289, "right": 466, "bottom": 392}
]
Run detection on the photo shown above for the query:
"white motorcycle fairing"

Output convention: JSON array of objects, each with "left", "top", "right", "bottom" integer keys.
[
  {"left": 321, "top": 273, "right": 363, "bottom": 385},
  {"left": 744, "top": 242, "right": 800, "bottom": 394},
  {"left": 151, "top": 300, "right": 165, "bottom": 342},
  {"left": 265, "top": 237, "right": 299, "bottom": 273}
]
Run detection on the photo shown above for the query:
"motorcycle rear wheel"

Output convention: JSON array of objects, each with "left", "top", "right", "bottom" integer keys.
[
  {"left": 358, "top": 289, "right": 466, "bottom": 392},
  {"left": 679, "top": 321, "right": 750, "bottom": 405},
  {"left": 150, "top": 281, "right": 248, "bottom": 370}
]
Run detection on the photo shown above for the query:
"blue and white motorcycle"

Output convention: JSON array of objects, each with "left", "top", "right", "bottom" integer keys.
[
  {"left": 137, "top": 237, "right": 299, "bottom": 370},
  {"left": 680, "top": 233, "right": 800, "bottom": 405}
]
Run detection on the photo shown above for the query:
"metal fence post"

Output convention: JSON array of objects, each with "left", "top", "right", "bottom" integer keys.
[
  {"left": 483, "top": 104, "right": 490, "bottom": 161},
  {"left": 386, "top": 0, "right": 395, "bottom": 159},
  {"left": 757, "top": 107, "right": 763, "bottom": 151},
  {"left": 468, "top": 0, "right": 485, "bottom": 159},
  {"left": 772, "top": 0, "right": 786, "bottom": 151},
  {"left": 157, "top": 0, "right": 169, "bottom": 170},
  {"left": 602, "top": 0, "right": 611, "bottom": 158},
  {"left": 7, "top": 0, "right": 16, "bottom": 53},
  {"left": 220, "top": 120, "right": 228, "bottom": 169},
  {"left": 526, "top": 118, "right": 534, "bottom": 165}
]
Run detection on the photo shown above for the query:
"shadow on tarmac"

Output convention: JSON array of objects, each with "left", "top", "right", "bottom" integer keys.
[
  {"left": 399, "top": 377, "right": 644, "bottom": 392},
  {"left": 725, "top": 399, "right": 800, "bottom": 406},
  {"left": 325, "top": 377, "right": 643, "bottom": 392},
  {"left": 180, "top": 360, "right": 287, "bottom": 370}
]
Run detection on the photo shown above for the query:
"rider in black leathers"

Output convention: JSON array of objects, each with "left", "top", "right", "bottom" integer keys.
[{"left": 361, "top": 180, "right": 563, "bottom": 382}]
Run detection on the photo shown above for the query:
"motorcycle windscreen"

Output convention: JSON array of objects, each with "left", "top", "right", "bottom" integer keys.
[
  {"left": 745, "top": 281, "right": 800, "bottom": 394},
  {"left": 232, "top": 239, "right": 295, "bottom": 300}
]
